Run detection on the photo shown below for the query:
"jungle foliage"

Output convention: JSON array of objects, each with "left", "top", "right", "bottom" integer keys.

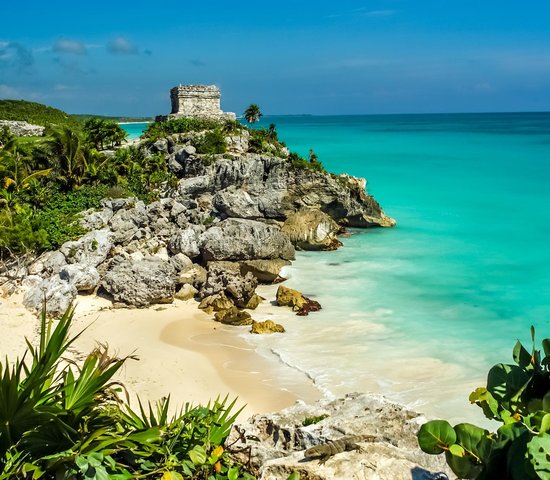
[{"left": 417, "top": 328, "right": 550, "bottom": 479}]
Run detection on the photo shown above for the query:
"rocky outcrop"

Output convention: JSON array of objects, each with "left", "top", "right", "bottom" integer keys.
[
  {"left": 201, "top": 263, "right": 259, "bottom": 308},
  {"left": 200, "top": 219, "right": 295, "bottom": 262},
  {"left": 60, "top": 229, "right": 114, "bottom": 268},
  {"left": 276, "top": 285, "right": 322, "bottom": 316},
  {"left": 175, "top": 154, "right": 395, "bottom": 228},
  {"left": 23, "top": 276, "right": 77, "bottom": 317},
  {"left": 101, "top": 257, "right": 176, "bottom": 307},
  {"left": 239, "top": 259, "right": 290, "bottom": 283},
  {"left": 281, "top": 208, "right": 342, "bottom": 251},
  {"left": 214, "top": 306, "right": 254, "bottom": 326},
  {"left": 250, "top": 320, "right": 285, "bottom": 334},
  {"left": 231, "top": 393, "right": 452, "bottom": 480},
  {"left": 0, "top": 120, "right": 45, "bottom": 137}
]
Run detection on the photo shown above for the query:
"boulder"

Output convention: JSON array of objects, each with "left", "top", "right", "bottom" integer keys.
[
  {"left": 240, "top": 259, "right": 291, "bottom": 283},
  {"left": 79, "top": 207, "right": 114, "bottom": 231},
  {"left": 281, "top": 208, "right": 342, "bottom": 250},
  {"left": 59, "top": 264, "right": 100, "bottom": 292},
  {"left": 201, "top": 263, "right": 258, "bottom": 308},
  {"left": 108, "top": 201, "right": 148, "bottom": 245},
  {"left": 23, "top": 276, "right": 77, "bottom": 317},
  {"left": 213, "top": 187, "right": 262, "bottom": 219},
  {"left": 169, "top": 253, "right": 194, "bottom": 274},
  {"left": 174, "top": 284, "right": 198, "bottom": 301},
  {"left": 244, "top": 293, "right": 263, "bottom": 310},
  {"left": 169, "top": 226, "right": 203, "bottom": 258},
  {"left": 200, "top": 219, "right": 295, "bottom": 262},
  {"left": 250, "top": 320, "right": 285, "bottom": 334},
  {"left": 177, "top": 264, "right": 207, "bottom": 290},
  {"left": 101, "top": 257, "right": 176, "bottom": 307},
  {"left": 276, "top": 285, "right": 321, "bottom": 316},
  {"left": 28, "top": 250, "right": 67, "bottom": 276},
  {"left": 230, "top": 393, "right": 452, "bottom": 480},
  {"left": 60, "top": 229, "right": 114, "bottom": 268},
  {"left": 214, "top": 307, "right": 254, "bottom": 326},
  {"left": 198, "top": 292, "right": 234, "bottom": 313}
]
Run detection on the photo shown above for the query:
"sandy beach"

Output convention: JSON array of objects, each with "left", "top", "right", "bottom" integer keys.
[{"left": 0, "top": 288, "right": 320, "bottom": 420}]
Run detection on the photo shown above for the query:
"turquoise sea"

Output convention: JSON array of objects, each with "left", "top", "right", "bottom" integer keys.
[{"left": 122, "top": 113, "right": 550, "bottom": 422}]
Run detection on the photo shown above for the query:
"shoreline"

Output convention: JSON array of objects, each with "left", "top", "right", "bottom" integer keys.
[{"left": 0, "top": 288, "right": 321, "bottom": 420}]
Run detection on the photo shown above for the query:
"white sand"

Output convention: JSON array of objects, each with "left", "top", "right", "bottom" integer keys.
[{"left": 0, "top": 290, "right": 320, "bottom": 419}]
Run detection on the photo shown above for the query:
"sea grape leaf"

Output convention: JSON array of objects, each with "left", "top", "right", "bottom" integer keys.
[
  {"left": 470, "top": 387, "right": 500, "bottom": 420},
  {"left": 527, "top": 433, "right": 550, "bottom": 480},
  {"left": 445, "top": 450, "right": 482, "bottom": 479},
  {"left": 543, "top": 392, "right": 550, "bottom": 413},
  {"left": 418, "top": 420, "right": 456, "bottom": 454},
  {"left": 162, "top": 472, "right": 184, "bottom": 480},
  {"left": 542, "top": 339, "right": 550, "bottom": 358},
  {"left": 505, "top": 426, "right": 536, "bottom": 480},
  {"left": 449, "top": 444, "right": 465, "bottom": 457},
  {"left": 513, "top": 341, "right": 533, "bottom": 369},
  {"left": 487, "top": 363, "right": 531, "bottom": 407},
  {"left": 455, "top": 423, "right": 492, "bottom": 462}
]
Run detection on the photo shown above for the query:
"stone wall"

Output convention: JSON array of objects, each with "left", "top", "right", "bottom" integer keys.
[
  {"left": 0, "top": 120, "right": 45, "bottom": 137},
  {"left": 168, "top": 85, "right": 235, "bottom": 120}
]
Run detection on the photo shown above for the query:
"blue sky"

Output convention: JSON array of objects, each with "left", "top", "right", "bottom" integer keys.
[{"left": 1, "top": 1, "right": 550, "bottom": 116}]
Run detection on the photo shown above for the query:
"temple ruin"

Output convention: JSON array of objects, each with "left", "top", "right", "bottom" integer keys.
[{"left": 167, "top": 84, "right": 235, "bottom": 120}]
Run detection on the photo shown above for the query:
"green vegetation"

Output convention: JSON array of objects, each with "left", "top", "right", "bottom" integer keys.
[
  {"left": 417, "top": 328, "right": 550, "bottom": 480},
  {"left": 288, "top": 152, "right": 325, "bottom": 173},
  {"left": 83, "top": 118, "right": 128, "bottom": 150},
  {"left": 0, "top": 305, "right": 254, "bottom": 479},
  {"left": 0, "top": 100, "right": 81, "bottom": 130},
  {"left": 0, "top": 115, "right": 174, "bottom": 258},
  {"left": 302, "top": 414, "right": 329, "bottom": 426},
  {"left": 195, "top": 130, "right": 227, "bottom": 155},
  {"left": 243, "top": 104, "right": 262, "bottom": 124},
  {"left": 144, "top": 118, "right": 243, "bottom": 143},
  {"left": 73, "top": 114, "right": 153, "bottom": 123}
]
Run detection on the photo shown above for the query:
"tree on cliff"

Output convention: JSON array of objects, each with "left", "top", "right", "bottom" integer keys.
[{"left": 244, "top": 104, "right": 262, "bottom": 123}]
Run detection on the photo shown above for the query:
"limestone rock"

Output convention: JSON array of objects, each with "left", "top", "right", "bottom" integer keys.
[
  {"left": 59, "top": 264, "right": 100, "bottom": 292},
  {"left": 169, "top": 225, "right": 204, "bottom": 258},
  {"left": 244, "top": 293, "right": 263, "bottom": 310},
  {"left": 60, "top": 229, "right": 114, "bottom": 267},
  {"left": 174, "top": 284, "right": 198, "bottom": 301},
  {"left": 28, "top": 250, "right": 67, "bottom": 276},
  {"left": 239, "top": 259, "right": 291, "bottom": 283},
  {"left": 201, "top": 263, "right": 258, "bottom": 308},
  {"left": 250, "top": 320, "right": 285, "bottom": 334},
  {"left": 200, "top": 219, "right": 295, "bottom": 262},
  {"left": 213, "top": 187, "right": 262, "bottom": 219},
  {"left": 79, "top": 207, "right": 114, "bottom": 231},
  {"left": 101, "top": 257, "right": 176, "bottom": 307},
  {"left": 23, "top": 276, "right": 77, "bottom": 317},
  {"left": 276, "top": 285, "right": 322, "bottom": 316},
  {"left": 231, "top": 393, "right": 452, "bottom": 480},
  {"left": 0, "top": 120, "right": 45, "bottom": 137},
  {"left": 281, "top": 208, "right": 343, "bottom": 251},
  {"left": 169, "top": 252, "right": 194, "bottom": 274},
  {"left": 108, "top": 201, "right": 148, "bottom": 245},
  {"left": 177, "top": 264, "right": 207, "bottom": 290},
  {"left": 214, "top": 306, "right": 254, "bottom": 326},
  {"left": 198, "top": 292, "right": 234, "bottom": 313}
]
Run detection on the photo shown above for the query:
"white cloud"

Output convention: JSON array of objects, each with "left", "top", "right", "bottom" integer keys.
[
  {"left": 53, "top": 38, "right": 87, "bottom": 55},
  {"left": 0, "top": 84, "right": 20, "bottom": 98},
  {"left": 108, "top": 36, "right": 139, "bottom": 55}
]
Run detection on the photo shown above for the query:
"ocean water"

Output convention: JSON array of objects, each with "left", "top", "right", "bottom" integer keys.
[
  {"left": 120, "top": 122, "right": 150, "bottom": 140},
  {"left": 248, "top": 113, "right": 550, "bottom": 423},
  {"left": 124, "top": 114, "right": 550, "bottom": 422}
]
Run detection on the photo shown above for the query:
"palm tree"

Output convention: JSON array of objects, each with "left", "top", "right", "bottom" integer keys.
[
  {"left": 47, "top": 127, "right": 88, "bottom": 189},
  {"left": 243, "top": 104, "right": 262, "bottom": 123}
]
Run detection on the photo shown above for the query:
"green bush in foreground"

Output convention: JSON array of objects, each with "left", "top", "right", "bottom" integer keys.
[
  {"left": 0, "top": 305, "right": 253, "bottom": 479},
  {"left": 417, "top": 328, "right": 550, "bottom": 479}
]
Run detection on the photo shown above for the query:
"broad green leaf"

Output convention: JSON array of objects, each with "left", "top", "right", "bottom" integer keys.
[
  {"left": 75, "top": 456, "right": 89, "bottom": 471},
  {"left": 161, "top": 472, "right": 183, "bottom": 480},
  {"left": 417, "top": 420, "right": 456, "bottom": 454},
  {"left": 449, "top": 444, "right": 465, "bottom": 457},
  {"left": 528, "top": 434, "right": 550, "bottom": 480},
  {"left": 469, "top": 387, "right": 500, "bottom": 420},
  {"left": 287, "top": 472, "right": 301, "bottom": 480},
  {"left": 189, "top": 445, "right": 207, "bottom": 465},
  {"left": 542, "top": 339, "right": 550, "bottom": 358},
  {"left": 227, "top": 466, "right": 239, "bottom": 480},
  {"left": 541, "top": 414, "right": 550, "bottom": 434},
  {"left": 445, "top": 450, "right": 482, "bottom": 479},
  {"left": 454, "top": 423, "right": 491, "bottom": 462},
  {"left": 487, "top": 363, "right": 531, "bottom": 408},
  {"left": 513, "top": 340, "right": 533, "bottom": 369}
]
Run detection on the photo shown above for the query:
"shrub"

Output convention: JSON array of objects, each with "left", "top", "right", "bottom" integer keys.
[
  {"left": 417, "top": 328, "right": 550, "bottom": 480},
  {"left": 288, "top": 152, "right": 326, "bottom": 173},
  {"left": 195, "top": 130, "right": 227, "bottom": 155}
]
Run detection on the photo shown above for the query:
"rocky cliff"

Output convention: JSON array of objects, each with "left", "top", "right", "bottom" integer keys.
[{"left": 7, "top": 125, "right": 394, "bottom": 319}]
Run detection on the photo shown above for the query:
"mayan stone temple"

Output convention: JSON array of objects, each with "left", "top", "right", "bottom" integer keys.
[{"left": 167, "top": 84, "right": 236, "bottom": 120}]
